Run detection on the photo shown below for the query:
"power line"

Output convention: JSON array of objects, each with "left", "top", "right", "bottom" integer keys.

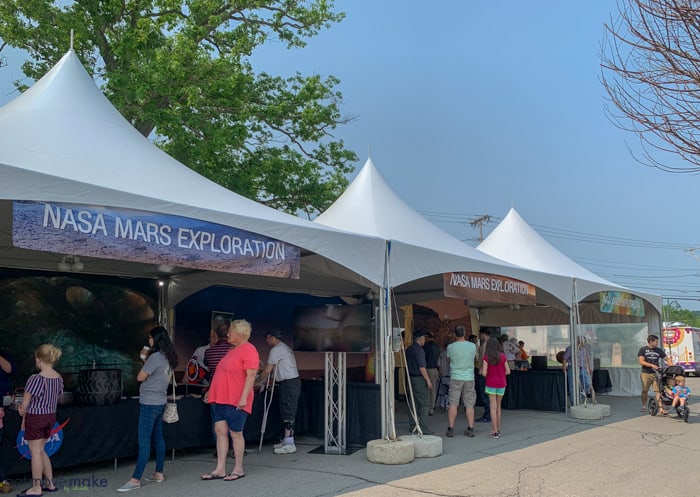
[{"left": 419, "top": 209, "right": 700, "bottom": 306}]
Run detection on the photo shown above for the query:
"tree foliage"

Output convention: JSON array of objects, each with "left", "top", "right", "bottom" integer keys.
[
  {"left": 0, "top": 0, "right": 356, "bottom": 216},
  {"left": 601, "top": 0, "right": 700, "bottom": 173},
  {"left": 663, "top": 303, "right": 700, "bottom": 327}
]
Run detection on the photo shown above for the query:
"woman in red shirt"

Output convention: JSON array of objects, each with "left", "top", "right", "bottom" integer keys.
[{"left": 201, "top": 319, "right": 259, "bottom": 482}]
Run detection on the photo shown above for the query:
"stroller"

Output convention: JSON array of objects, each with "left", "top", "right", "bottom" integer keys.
[{"left": 647, "top": 365, "right": 690, "bottom": 423}]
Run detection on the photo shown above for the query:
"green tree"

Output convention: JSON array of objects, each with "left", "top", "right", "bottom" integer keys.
[
  {"left": 0, "top": 1, "right": 356, "bottom": 216},
  {"left": 663, "top": 304, "right": 700, "bottom": 328}
]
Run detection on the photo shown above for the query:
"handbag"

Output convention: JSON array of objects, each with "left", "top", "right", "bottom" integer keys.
[{"left": 162, "top": 372, "right": 179, "bottom": 423}]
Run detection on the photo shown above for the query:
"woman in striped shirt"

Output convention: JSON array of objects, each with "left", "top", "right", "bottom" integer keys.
[{"left": 18, "top": 344, "right": 63, "bottom": 496}]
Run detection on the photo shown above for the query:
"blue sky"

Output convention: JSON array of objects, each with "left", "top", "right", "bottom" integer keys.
[{"left": 2, "top": 2, "right": 699, "bottom": 310}]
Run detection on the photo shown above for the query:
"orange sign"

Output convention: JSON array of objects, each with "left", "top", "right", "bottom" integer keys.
[{"left": 443, "top": 272, "right": 536, "bottom": 305}]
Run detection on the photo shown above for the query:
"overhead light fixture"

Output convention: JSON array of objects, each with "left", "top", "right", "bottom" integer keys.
[
  {"left": 58, "top": 255, "right": 84, "bottom": 272},
  {"left": 366, "top": 290, "right": 375, "bottom": 301}
]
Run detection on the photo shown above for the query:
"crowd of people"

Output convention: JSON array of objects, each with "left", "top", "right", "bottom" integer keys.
[
  {"left": 404, "top": 326, "right": 515, "bottom": 440},
  {"left": 0, "top": 321, "right": 687, "bottom": 494},
  {"left": 123, "top": 319, "right": 301, "bottom": 491}
]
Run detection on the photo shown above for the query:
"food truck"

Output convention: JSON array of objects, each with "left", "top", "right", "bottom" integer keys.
[{"left": 662, "top": 324, "right": 700, "bottom": 375}]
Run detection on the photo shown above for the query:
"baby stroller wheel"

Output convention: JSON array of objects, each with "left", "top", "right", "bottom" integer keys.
[
  {"left": 648, "top": 398, "right": 658, "bottom": 416},
  {"left": 683, "top": 406, "right": 690, "bottom": 423}
]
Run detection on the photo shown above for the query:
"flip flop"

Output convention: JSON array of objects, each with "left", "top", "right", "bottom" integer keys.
[
  {"left": 42, "top": 488, "right": 59, "bottom": 493},
  {"left": 200, "top": 472, "right": 225, "bottom": 481},
  {"left": 224, "top": 472, "right": 245, "bottom": 482}
]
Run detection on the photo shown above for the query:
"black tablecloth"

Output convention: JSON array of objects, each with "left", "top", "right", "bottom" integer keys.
[
  {"left": 503, "top": 369, "right": 566, "bottom": 412},
  {"left": 592, "top": 369, "right": 612, "bottom": 394},
  {"left": 294, "top": 380, "right": 381, "bottom": 446},
  {"left": 0, "top": 380, "right": 380, "bottom": 474},
  {"left": 502, "top": 369, "right": 613, "bottom": 413}
]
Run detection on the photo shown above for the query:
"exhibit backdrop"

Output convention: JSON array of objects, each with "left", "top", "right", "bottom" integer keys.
[
  {"left": 0, "top": 269, "right": 158, "bottom": 395},
  {"left": 174, "top": 286, "right": 373, "bottom": 377}
]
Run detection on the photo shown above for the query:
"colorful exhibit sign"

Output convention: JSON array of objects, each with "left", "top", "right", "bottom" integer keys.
[
  {"left": 599, "top": 291, "right": 645, "bottom": 317},
  {"left": 443, "top": 272, "right": 536, "bottom": 305},
  {"left": 12, "top": 201, "right": 300, "bottom": 278}
]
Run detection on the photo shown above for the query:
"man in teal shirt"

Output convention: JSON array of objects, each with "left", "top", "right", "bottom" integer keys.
[{"left": 445, "top": 325, "right": 477, "bottom": 437}]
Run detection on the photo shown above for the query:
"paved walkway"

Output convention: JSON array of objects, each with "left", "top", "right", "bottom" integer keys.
[{"left": 13, "top": 377, "right": 700, "bottom": 497}]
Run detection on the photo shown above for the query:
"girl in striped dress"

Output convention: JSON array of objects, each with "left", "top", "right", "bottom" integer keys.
[{"left": 18, "top": 344, "right": 63, "bottom": 496}]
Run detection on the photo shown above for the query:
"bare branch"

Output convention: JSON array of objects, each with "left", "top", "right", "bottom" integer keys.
[{"left": 601, "top": 0, "right": 700, "bottom": 173}]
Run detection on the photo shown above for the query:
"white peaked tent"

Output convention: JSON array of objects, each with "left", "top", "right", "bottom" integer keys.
[
  {"left": 0, "top": 50, "right": 388, "bottom": 304},
  {"left": 315, "top": 158, "right": 582, "bottom": 438},
  {"left": 315, "top": 158, "right": 570, "bottom": 299},
  {"left": 477, "top": 208, "right": 662, "bottom": 327}
]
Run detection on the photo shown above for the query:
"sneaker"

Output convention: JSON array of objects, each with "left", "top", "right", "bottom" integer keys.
[
  {"left": 490, "top": 432, "right": 501, "bottom": 439},
  {"left": 465, "top": 427, "right": 475, "bottom": 437},
  {"left": 476, "top": 416, "right": 491, "bottom": 423},
  {"left": 273, "top": 441, "right": 285, "bottom": 449},
  {"left": 274, "top": 443, "right": 297, "bottom": 454},
  {"left": 445, "top": 427, "right": 454, "bottom": 437},
  {"left": 117, "top": 480, "right": 141, "bottom": 492}
]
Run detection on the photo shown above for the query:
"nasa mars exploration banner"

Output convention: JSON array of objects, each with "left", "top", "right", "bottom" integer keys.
[{"left": 12, "top": 201, "right": 300, "bottom": 278}]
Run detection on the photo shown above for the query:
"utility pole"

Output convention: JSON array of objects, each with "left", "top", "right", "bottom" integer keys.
[{"left": 469, "top": 215, "right": 492, "bottom": 242}]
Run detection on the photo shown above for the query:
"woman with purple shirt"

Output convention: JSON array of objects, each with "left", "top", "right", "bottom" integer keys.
[{"left": 18, "top": 344, "right": 63, "bottom": 496}]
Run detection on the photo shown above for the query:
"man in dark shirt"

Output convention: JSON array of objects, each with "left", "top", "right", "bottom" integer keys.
[
  {"left": 638, "top": 334, "right": 672, "bottom": 413},
  {"left": 476, "top": 327, "right": 491, "bottom": 422},
  {"left": 423, "top": 333, "right": 441, "bottom": 416},
  {"left": 405, "top": 331, "right": 433, "bottom": 434}
]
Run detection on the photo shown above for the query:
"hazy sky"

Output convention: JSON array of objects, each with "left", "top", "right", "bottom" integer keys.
[{"left": 2, "top": 2, "right": 700, "bottom": 310}]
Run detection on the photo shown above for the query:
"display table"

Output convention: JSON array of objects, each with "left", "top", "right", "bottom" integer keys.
[
  {"left": 592, "top": 369, "right": 612, "bottom": 394},
  {"left": 0, "top": 380, "right": 380, "bottom": 475},
  {"left": 502, "top": 369, "right": 612, "bottom": 412},
  {"left": 0, "top": 398, "right": 223, "bottom": 475},
  {"left": 503, "top": 369, "right": 566, "bottom": 412}
]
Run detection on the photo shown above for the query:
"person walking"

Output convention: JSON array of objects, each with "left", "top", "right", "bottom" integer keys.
[
  {"left": 118, "top": 326, "right": 178, "bottom": 492},
  {"left": 638, "top": 334, "right": 672, "bottom": 413},
  {"left": 17, "top": 344, "right": 63, "bottom": 496}
]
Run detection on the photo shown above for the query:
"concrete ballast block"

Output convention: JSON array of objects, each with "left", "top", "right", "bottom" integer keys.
[
  {"left": 366, "top": 439, "right": 414, "bottom": 465},
  {"left": 398, "top": 434, "right": 443, "bottom": 458}
]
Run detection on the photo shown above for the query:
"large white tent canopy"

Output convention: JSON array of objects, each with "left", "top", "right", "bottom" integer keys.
[
  {"left": 0, "top": 50, "right": 389, "bottom": 304},
  {"left": 477, "top": 208, "right": 662, "bottom": 327},
  {"left": 316, "top": 158, "right": 575, "bottom": 312}
]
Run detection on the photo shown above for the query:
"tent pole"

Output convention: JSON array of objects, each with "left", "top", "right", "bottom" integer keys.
[
  {"left": 380, "top": 240, "right": 396, "bottom": 440},
  {"left": 570, "top": 278, "right": 581, "bottom": 408}
]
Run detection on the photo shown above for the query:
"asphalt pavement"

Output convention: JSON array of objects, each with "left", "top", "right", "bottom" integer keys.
[{"left": 14, "top": 376, "right": 700, "bottom": 497}]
